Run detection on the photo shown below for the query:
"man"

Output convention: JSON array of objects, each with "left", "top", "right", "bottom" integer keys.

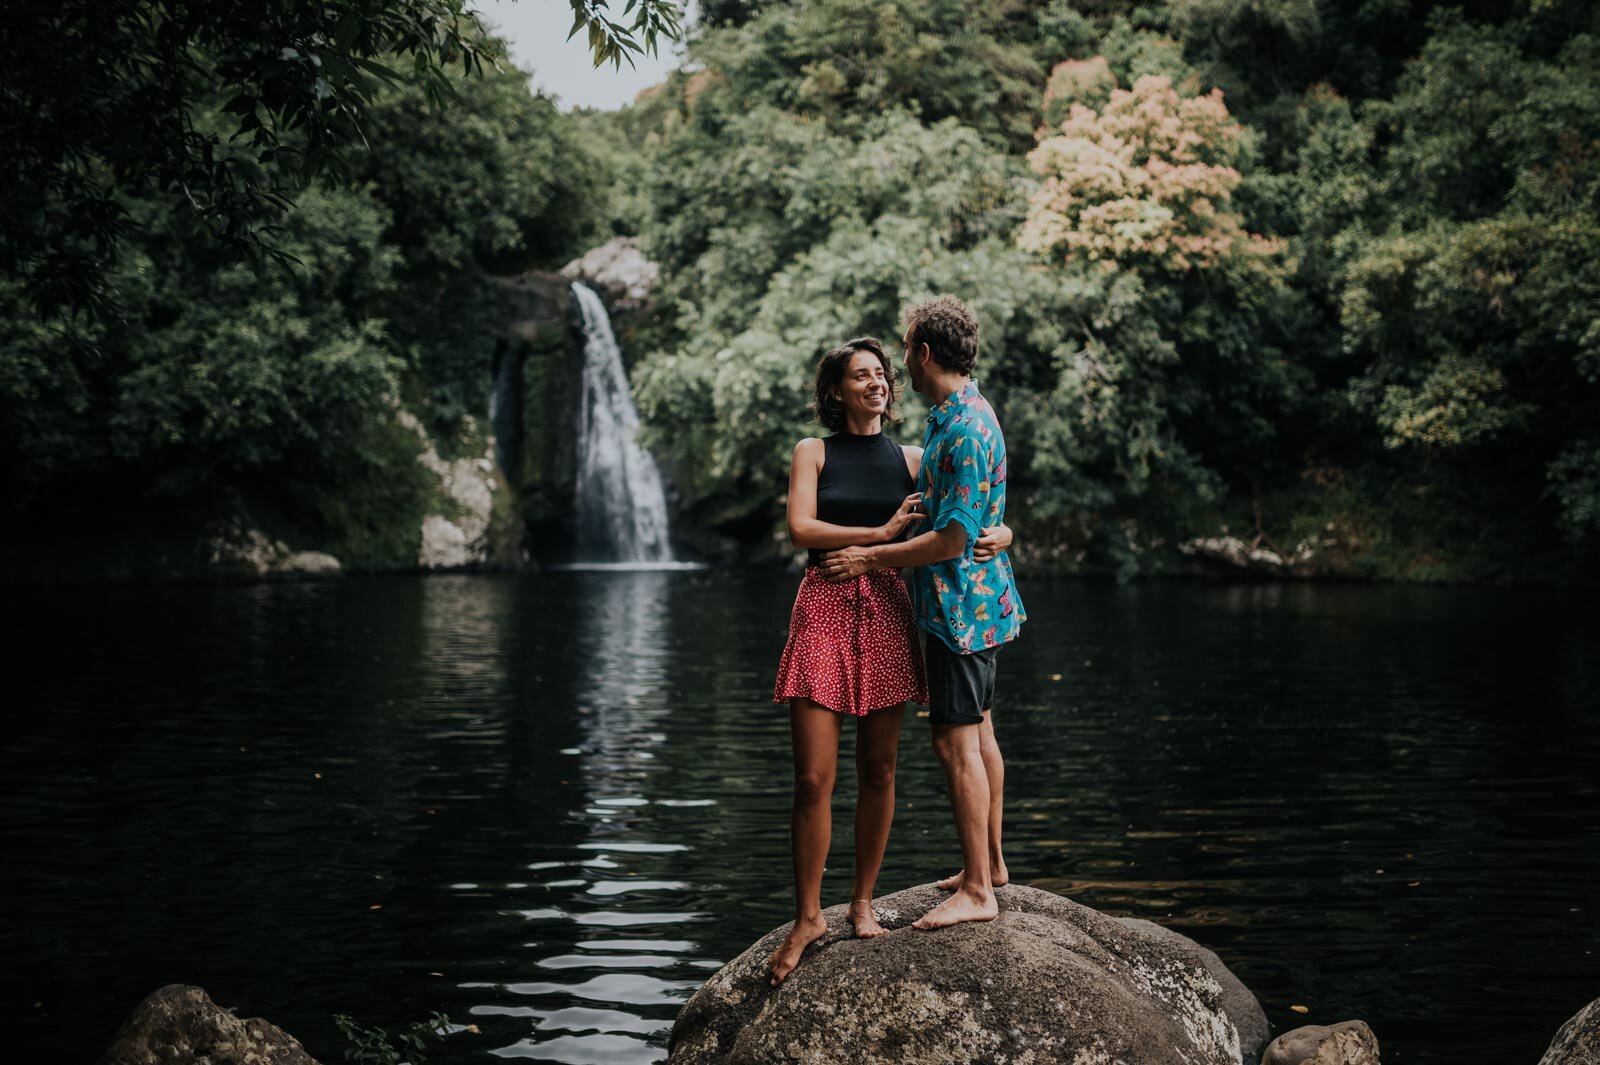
[{"left": 820, "top": 294, "right": 1025, "bottom": 929}]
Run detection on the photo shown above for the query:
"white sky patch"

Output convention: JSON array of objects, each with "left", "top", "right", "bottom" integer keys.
[{"left": 475, "top": 0, "right": 696, "bottom": 110}]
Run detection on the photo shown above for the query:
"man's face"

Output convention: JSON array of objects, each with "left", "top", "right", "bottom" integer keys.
[{"left": 901, "top": 324, "right": 925, "bottom": 394}]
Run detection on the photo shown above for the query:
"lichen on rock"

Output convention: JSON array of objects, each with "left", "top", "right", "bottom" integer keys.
[
  {"left": 96, "top": 984, "right": 320, "bottom": 1065},
  {"left": 1539, "top": 995, "right": 1600, "bottom": 1065}
]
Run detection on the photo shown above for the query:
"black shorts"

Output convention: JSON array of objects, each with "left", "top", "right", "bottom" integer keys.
[{"left": 923, "top": 634, "right": 1000, "bottom": 726}]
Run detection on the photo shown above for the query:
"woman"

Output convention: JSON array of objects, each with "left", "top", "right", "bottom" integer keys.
[{"left": 767, "top": 337, "right": 1011, "bottom": 984}]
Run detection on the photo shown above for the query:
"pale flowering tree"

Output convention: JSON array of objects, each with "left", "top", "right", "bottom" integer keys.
[
  {"left": 1019, "top": 73, "right": 1281, "bottom": 272},
  {"left": 1006, "top": 65, "right": 1311, "bottom": 575}
]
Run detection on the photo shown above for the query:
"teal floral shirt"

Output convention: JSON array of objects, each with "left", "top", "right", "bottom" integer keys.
[{"left": 910, "top": 380, "right": 1026, "bottom": 654}]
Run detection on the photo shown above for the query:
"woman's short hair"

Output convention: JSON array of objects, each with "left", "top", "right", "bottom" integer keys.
[
  {"left": 902, "top": 294, "right": 979, "bottom": 375},
  {"left": 812, "top": 337, "right": 900, "bottom": 433}
]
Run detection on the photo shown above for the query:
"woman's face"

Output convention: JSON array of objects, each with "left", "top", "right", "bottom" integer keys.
[{"left": 837, "top": 350, "right": 889, "bottom": 422}]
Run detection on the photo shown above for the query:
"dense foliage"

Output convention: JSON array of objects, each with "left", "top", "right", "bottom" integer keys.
[
  {"left": 2, "top": 0, "right": 1596, "bottom": 584},
  {"left": 0, "top": 33, "right": 611, "bottom": 569},
  {"left": 0, "top": 0, "right": 675, "bottom": 319},
  {"left": 620, "top": 0, "right": 1600, "bottom": 580}
]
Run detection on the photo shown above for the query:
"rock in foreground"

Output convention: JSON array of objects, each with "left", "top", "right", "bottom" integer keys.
[
  {"left": 669, "top": 882, "right": 1266, "bottom": 1065},
  {"left": 1261, "top": 1020, "right": 1379, "bottom": 1064},
  {"left": 98, "top": 984, "right": 320, "bottom": 1065},
  {"left": 1540, "top": 995, "right": 1600, "bottom": 1065}
]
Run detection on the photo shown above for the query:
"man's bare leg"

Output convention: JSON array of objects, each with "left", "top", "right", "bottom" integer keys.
[
  {"left": 914, "top": 721, "right": 999, "bottom": 929},
  {"left": 769, "top": 700, "right": 841, "bottom": 984},
  {"left": 849, "top": 704, "right": 903, "bottom": 938},
  {"left": 934, "top": 708, "right": 1008, "bottom": 891}
]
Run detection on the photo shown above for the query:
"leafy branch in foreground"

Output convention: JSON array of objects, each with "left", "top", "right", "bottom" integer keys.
[
  {"left": 566, "top": 0, "right": 685, "bottom": 68},
  {"left": 333, "top": 1010, "right": 453, "bottom": 1065}
]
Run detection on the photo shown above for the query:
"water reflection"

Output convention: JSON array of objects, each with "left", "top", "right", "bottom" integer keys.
[{"left": 470, "top": 571, "right": 707, "bottom": 1064}]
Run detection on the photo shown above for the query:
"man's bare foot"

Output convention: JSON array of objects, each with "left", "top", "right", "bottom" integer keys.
[
  {"left": 767, "top": 913, "right": 828, "bottom": 985},
  {"left": 912, "top": 889, "right": 999, "bottom": 930},
  {"left": 933, "top": 862, "right": 1009, "bottom": 891},
  {"left": 847, "top": 899, "right": 886, "bottom": 939}
]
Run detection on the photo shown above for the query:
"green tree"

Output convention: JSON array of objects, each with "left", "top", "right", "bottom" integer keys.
[
  {"left": 0, "top": 0, "right": 680, "bottom": 319},
  {"left": 1326, "top": 17, "right": 1600, "bottom": 559}
]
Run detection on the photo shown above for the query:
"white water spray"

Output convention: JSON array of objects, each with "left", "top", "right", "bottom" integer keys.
[{"left": 571, "top": 282, "right": 675, "bottom": 563}]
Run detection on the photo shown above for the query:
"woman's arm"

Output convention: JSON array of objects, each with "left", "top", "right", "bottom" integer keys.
[
  {"left": 787, "top": 439, "right": 923, "bottom": 550},
  {"left": 903, "top": 445, "right": 924, "bottom": 481}
]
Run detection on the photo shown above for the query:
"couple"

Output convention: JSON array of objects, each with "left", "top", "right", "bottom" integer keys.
[{"left": 768, "top": 294, "right": 1026, "bottom": 985}]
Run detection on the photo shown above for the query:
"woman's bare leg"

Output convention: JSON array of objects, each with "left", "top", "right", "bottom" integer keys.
[
  {"left": 849, "top": 704, "right": 904, "bottom": 937},
  {"left": 769, "top": 699, "right": 842, "bottom": 984}
]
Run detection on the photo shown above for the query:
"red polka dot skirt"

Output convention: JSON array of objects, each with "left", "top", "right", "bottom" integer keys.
[{"left": 773, "top": 567, "right": 929, "bottom": 716}]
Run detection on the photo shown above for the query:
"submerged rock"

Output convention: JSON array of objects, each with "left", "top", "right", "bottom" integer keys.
[
  {"left": 1539, "top": 995, "right": 1600, "bottom": 1065},
  {"left": 97, "top": 983, "right": 319, "bottom": 1065},
  {"left": 269, "top": 551, "right": 342, "bottom": 580},
  {"left": 668, "top": 882, "right": 1266, "bottom": 1065},
  {"left": 1261, "top": 1020, "right": 1379, "bottom": 1064}
]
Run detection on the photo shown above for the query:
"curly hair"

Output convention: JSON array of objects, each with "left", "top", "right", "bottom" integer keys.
[
  {"left": 812, "top": 337, "right": 900, "bottom": 433},
  {"left": 902, "top": 294, "right": 980, "bottom": 375}
]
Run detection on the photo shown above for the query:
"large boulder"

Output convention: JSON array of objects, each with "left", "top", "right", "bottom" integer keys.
[
  {"left": 669, "top": 882, "right": 1267, "bottom": 1065},
  {"left": 98, "top": 984, "right": 319, "bottom": 1065},
  {"left": 1260, "top": 1021, "right": 1379, "bottom": 1064},
  {"left": 1539, "top": 995, "right": 1600, "bottom": 1065}
]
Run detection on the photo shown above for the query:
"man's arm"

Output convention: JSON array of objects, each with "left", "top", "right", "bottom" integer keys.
[
  {"left": 820, "top": 429, "right": 991, "bottom": 581},
  {"left": 819, "top": 524, "right": 967, "bottom": 581}
]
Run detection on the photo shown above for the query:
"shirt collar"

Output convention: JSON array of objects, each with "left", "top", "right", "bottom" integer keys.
[{"left": 927, "top": 379, "right": 980, "bottom": 429}]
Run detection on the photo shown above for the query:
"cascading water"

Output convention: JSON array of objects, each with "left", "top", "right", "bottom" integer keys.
[{"left": 571, "top": 281, "right": 675, "bottom": 563}]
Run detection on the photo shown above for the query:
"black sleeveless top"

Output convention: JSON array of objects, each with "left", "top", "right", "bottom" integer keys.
[{"left": 807, "top": 431, "right": 915, "bottom": 567}]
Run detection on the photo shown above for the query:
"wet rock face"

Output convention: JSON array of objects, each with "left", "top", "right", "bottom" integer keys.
[
  {"left": 1540, "top": 996, "right": 1600, "bottom": 1065},
  {"left": 396, "top": 408, "right": 506, "bottom": 570},
  {"left": 668, "top": 883, "right": 1267, "bottom": 1065},
  {"left": 1261, "top": 1020, "right": 1380, "bottom": 1064},
  {"left": 97, "top": 984, "right": 320, "bottom": 1065}
]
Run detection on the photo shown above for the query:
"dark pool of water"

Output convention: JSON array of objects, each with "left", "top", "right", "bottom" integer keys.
[{"left": 3, "top": 572, "right": 1597, "bottom": 1064}]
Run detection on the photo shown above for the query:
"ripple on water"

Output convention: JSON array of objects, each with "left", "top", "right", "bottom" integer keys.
[
  {"left": 491, "top": 1032, "right": 663, "bottom": 1063},
  {"left": 538, "top": 955, "right": 682, "bottom": 971},
  {"left": 578, "top": 939, "right": 697, "bottom": 952},
  {"left": 505, "top": 973, "right": 701, "bottom": 1006},
  {"left": 586, "top": 881, "right": 688, "bottom": 897},
  {"left": 569, "top": 911, "right": 707, "bottom": 927}
]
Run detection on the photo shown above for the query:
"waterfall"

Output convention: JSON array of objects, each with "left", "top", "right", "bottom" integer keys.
[
  {"left": 488, "top": 344, "right": 520, "bottom": 480},
  {"left": 571, "top": 282, "right": 674, "bottom": 563}
]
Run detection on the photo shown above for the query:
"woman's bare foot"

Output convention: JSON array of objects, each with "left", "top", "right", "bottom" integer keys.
[
  {"left": 912, "top": 888, "right": 999, "bottom": 930},
  {"left": 933, "top": 861, "right": 1009, "bottom": 891},
  {"left": 767, "top": 913, "right": 828, "bottom": 985},
  {"left": 847, "top": 899, "right": 886, "bottom": 938}
]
